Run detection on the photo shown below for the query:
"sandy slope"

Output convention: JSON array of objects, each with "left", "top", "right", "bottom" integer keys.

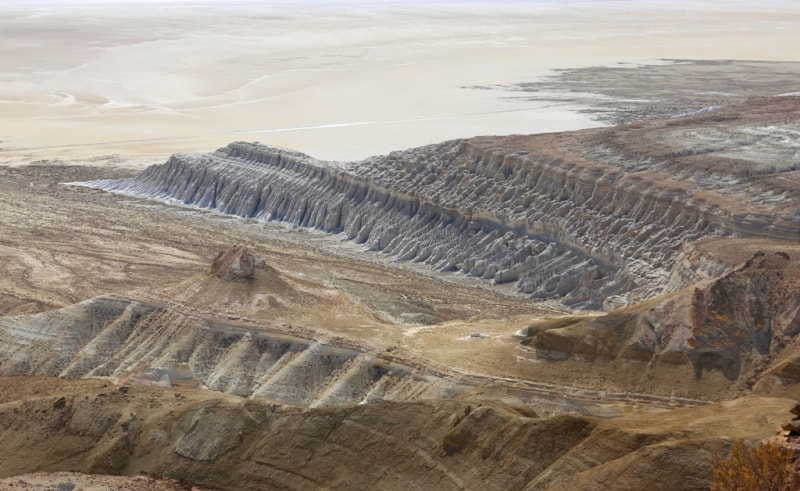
[{"left": 0, "top": 161, "right": 549, "bottom": 354}]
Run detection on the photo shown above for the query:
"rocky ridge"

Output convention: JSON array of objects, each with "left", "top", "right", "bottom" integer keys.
[
  {"left": 83, "top": 96, "right": 800, "bottom": 310},
  {"left": 0, "top": 293, "right": 705, "bottom": 417},
  {"left": 517, "top": 249, "right": 800, "bottom": 399},
  {"left": 0, "top": 295, "right": 449, "bottom": 408},
  {"left": 0, "top": 377, "right": 790, "bottom": 491}
]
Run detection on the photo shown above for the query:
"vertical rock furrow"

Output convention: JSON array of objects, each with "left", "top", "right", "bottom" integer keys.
[
  {"left": 0, "top": 296, "right": 476, "bottom": 407},
  {"left": 310, "top": 355, "right": 390, "bottom": 408},
  {"left": 89, "top": 143, "right": 619, "bottom": 307},
  {"left": 83, "top": 136, "right": 797, "bottom": 309}
]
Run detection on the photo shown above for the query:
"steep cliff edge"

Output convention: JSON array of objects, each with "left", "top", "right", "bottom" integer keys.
[
  {"left": 83, "top": 96, "right": 800, "bottom": 310},
  {"left": 517, "top": 248, "right": 800, "bottom": 400},
  {"left": 88, "top": 143, "right": 622, "bottom": 310}
]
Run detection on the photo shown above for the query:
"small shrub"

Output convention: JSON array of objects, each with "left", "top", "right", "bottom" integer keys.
[{"left": 711, "top": 439, "right": 795, "bottom": 491}]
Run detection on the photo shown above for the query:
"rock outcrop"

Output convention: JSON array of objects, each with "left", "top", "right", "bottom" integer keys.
[
  {"left": 0, "top": 377, "right": 790, "bottom": 491},
  {"left": 517, "top": 250, "right": 800, "bottom": 399},
  {"left": 0, "top": 296, "right": 445, "bottom": 408},
  {"left": 210, "top": 245, "right": 265, "bottom": 281},
  {"left": 0, "top": 295, "right": 702, "bottom": 416},
  {"left": 780, "top": 401, "right": 800, "bottom": 437},
  {"left": 82, "top": 96, "right": 800, "bottom": 310}
]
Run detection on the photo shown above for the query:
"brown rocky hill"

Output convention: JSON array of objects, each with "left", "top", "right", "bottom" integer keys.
[
  {"left": 517, "top": 244, "right": 800, "bottom": 400},
  {"left": 147, "top": 245, "right": 380, "bottom": 329},
  {"left": 209, "top": 244, "right": 266, "bottom": 281},
  {"left": 0, "top": 377, "right": 791, "bottom": 491}
]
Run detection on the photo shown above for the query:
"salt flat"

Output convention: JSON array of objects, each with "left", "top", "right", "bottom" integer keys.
[{"left": 2, "top": 0, "right": 800, "bottom": 162}]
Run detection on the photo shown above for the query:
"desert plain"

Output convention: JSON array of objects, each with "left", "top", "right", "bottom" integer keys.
[{"left": 2, "top": 1, "right": 800, "bottom": 490}]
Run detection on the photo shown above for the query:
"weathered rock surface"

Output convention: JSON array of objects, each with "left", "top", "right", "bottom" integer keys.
[
  {"left": 0, "top": 472, "right": 206, "bottom": 491},
  {"left": 0, "top": 377, "right": 789, "bottom": 491},
  {"left": 0, "top": 295, "right": 703, "bottom": 416},
  {"left": 517, "top": 249, "right": 800, "bottom": 399},
  {"left": 0, "top": 296, "right": 450, "bottom": 408},
  {"left": 83, "top": 96, "right": 800, "bottom": 309},
  {"left": 210, "top": 245, "right": 266, "bottom": 281}
]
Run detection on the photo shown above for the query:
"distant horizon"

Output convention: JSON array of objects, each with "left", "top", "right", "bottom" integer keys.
[
  {"left": 3, "top": 0, "right": 799, "bottom": 13},
  {"left": 3, "top": 0, "right": 799, "bottom": 160}
]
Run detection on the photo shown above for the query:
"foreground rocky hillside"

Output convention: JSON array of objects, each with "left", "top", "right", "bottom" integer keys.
[
  {"left": 0, "top": 377, "right": 790, "bottom": 491},
  {"left": 86, "top": 96, "right": 800, "bottom": 309}
]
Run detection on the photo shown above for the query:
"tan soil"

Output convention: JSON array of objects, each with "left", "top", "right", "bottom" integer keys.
[
  {"left": 0, "top": 377, "right": 792, "bottom": 491},
  {"left": 0, "top": 160, "right": 557, "bottom": 386},
  {"left": 0, "top": 472, "right": 204, "bottom": 490}
]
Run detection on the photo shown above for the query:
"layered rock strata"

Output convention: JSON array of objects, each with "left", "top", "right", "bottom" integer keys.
[
  {"left": 0, "top": 295, "right": 702, "bottom": 416},
  {"left": 0, "top": 377, "right": 789, "bottom": 491},
  {"left": 0, "top": 296, "right": 446, "bottom": 408},
  {"left": 517, "top": 250, "right": 800, "bottom": 398},
  {"left": 84, "top": 96, "right": 800, "bottom": 309}
]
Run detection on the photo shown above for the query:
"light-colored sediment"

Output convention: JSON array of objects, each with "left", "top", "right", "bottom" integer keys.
[{"left": 2, "top": 2, "right": 800, "bottom": 161}]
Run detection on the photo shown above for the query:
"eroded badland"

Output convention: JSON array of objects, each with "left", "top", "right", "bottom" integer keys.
[
  {"left": 4, "top": 2, "right": 800, "bottom": 486},
  {"left": 1, "top": 82, "right": 800, "bottom": 489}
]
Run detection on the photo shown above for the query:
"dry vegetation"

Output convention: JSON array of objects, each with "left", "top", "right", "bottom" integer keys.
[{"left": 711, "top": 440, "right": 796, "bottom": 491}]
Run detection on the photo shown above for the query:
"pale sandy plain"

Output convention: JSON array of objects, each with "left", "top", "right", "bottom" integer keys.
[{"left": 2, "top": 0, "right": 800, "bottom": 165}]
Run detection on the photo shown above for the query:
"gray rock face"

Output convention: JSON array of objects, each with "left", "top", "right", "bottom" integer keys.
[
  {"left": 85, "top": 143, "right": 630, "bottom": 309},
  {"left": 83, "top": 130, "right": 800, "bottom": 309},
  {"left": 0, "top": 295, "right": 702, "bottom": 416},
  {"left": 0, "top": 296, "right": 448, "bottom": 407}
]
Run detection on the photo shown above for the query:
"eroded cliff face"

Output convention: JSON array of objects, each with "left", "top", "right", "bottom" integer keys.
[
  {"left": 83, "top": 96, "right": 800, "bottom": 310},
  {"left": 89, "top": 144, "right": 623, "bottom": 310},
  {"left": 0, "top": 377, "right": 790, "bottom": 491},
  {"left": 0, "top": 296, "right": 458, "bottom": 408},
  {"left": 518, "top": 250, "right": 800, "bottom": 399},
  {"left": 0, "top": 294, "right": 705, "bottom": 417}
]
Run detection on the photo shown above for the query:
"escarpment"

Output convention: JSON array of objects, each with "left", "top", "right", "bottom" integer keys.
[
  {"left": 89, "top": 144, "right": 625, "bottom": 309},
  {"left": 517, "top": 249, "right": 800, "bottom": 400},
  {"left": 0, "top": 376, "right": 790, "bottom": 491},
  {"left": 84, "top": 96, "right": 800, "bottom": 309},
  {"left": 0, "top": 296, "right": 456, "bottom": 408}
]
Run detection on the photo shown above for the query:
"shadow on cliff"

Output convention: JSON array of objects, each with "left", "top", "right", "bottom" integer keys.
[{"left": 517, "top": 250, "right": 800, "bottom": 399}]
